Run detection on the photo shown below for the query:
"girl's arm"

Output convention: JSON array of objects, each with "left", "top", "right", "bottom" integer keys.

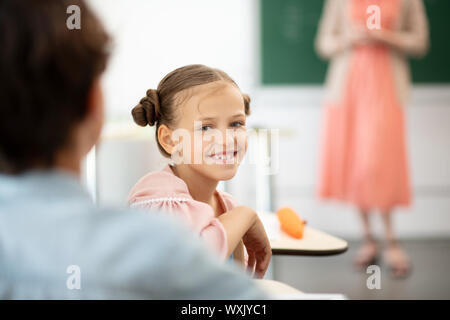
[
  {"left": 217, "top": 206, "right": 257, "bottom": 256},
  {"left": 218, "top": 206, "right": 272, "bottom": 278}
]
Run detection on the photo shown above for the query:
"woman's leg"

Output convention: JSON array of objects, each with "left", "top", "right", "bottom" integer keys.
[
  {"left": 354, "top": 209, "right": 379, "bottom": 269},
  {"left": 380, "top": 211, "right": 411, "bottom": 277}
]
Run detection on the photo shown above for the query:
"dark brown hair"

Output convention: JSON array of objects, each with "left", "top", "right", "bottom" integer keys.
[
  {"left": 0, "top": 0, "right": 110, "bottom": 174},
  {"left": 131, "top": 64, "right": 251, "bottom": 157}
]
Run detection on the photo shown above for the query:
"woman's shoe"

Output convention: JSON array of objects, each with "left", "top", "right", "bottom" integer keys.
[
  {"left": 383, "top": 241, "right": 412, "bottom": 278},
  {"left": 353, "top": 239, "right": 379, "bottom": 271}
]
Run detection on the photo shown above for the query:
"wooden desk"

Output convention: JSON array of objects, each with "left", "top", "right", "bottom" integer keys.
[
  {"left": 254, "top": 279, "right": 303, "bottom": 297},
  {"left": 254, "top": 280, "right": 347, "bottom": 299},
  {"left": 258, "top": 212, "right": 348, "bottom": 256}
]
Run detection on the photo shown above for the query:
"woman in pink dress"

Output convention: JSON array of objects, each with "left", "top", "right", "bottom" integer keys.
[{"left": 315, "top": 0, "right": 429, "bottom": 277}]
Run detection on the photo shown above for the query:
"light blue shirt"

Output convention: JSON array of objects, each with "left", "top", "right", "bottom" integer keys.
[{"left": 0, "top": 169, "right": 267, "bottom": 299}]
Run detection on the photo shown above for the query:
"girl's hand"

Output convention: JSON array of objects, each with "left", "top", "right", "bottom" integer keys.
[{"left": 242, "top": 216, "right": 272, "bottom": 279}]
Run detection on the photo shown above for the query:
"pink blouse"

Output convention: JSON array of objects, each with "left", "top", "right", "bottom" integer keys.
[{"left": 127, "top": 165, "right": 238, "bottom": 261}]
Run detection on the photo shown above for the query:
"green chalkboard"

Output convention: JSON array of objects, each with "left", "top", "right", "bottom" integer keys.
[{"left": 261, "top": 0, "right": 450, "bottom": 84}]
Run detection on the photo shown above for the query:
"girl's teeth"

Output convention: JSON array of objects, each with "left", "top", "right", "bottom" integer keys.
[{"left": 211, "top": 154, "right": 234, "bottom": 161}]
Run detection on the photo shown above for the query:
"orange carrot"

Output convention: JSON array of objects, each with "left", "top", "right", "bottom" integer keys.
[{"left": 276, "top": 207, "right": 306, "bottom": 239}]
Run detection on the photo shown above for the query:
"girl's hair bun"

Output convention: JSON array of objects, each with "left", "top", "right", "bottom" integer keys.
[
  {"left": 243, "top": 93, "right": 251, "bottom": 116},
  {"left": 131, "top": 89, "right": 160, "bottom": 127}
]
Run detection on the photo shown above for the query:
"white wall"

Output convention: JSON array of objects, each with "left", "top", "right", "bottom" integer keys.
[
  {"left": 88, "top": 0, "right": 257, "bottom": 119},
  {"left": 87, "top": 0, "right": 450, "bottom": 239}
]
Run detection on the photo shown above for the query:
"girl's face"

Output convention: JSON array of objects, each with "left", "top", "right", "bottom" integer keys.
[{"left": 171, "top": 81, "right": 247, "bottom": 182}]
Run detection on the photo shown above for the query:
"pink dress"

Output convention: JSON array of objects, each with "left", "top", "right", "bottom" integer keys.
[
  {"left": 318, "top": 0, "right": 411, "bottom": 212},
  {"left": 127, "top": 165, "right": 242, "bottom": 262}
]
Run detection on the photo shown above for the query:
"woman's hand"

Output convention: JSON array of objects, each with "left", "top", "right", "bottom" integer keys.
[
  {"left": 346, "top": 24, "right": 399, "bottom": 50},
  {"left": 344, "top": 24, "right": 373, "bottom": 48},
  {"left": 366, "top": 28, "right": 399, "bottom": 48},
  {"left": 242, "top": 215, "right": 272, "bottom": 279}
]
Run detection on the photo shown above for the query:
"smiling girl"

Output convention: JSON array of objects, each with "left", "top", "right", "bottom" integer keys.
[{"left": 127, "top": 64, "right": 271, "bottom": 278}]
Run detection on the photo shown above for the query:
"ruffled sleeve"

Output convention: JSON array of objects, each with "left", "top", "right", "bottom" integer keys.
[{"left": 127, "top": 168, "right": 228, "bottom": 261}]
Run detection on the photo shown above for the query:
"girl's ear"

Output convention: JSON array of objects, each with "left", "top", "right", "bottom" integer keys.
[{"left": 158, "top": 124, "right": 176, "bottom": 155}]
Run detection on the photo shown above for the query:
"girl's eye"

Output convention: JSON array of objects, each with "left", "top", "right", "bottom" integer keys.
[
  {"left": 201, "top": 125, "right": 212, "bottom": 131},
  {"left": 230, "top": 121, "right": 245, "bottom": 128}
]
